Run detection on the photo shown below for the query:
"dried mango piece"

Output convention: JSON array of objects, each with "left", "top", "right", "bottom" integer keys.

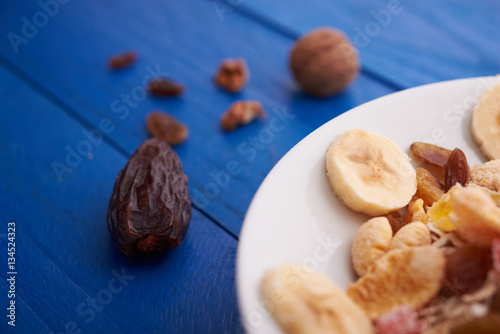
[
  {"left": 427, "top": 184, "right": 463, "bottom": 232},
  {"left": 346, "top": 246, "right": 445, "bottom": 319},
  {"left": 261, "top": 263, "right": 374, "bottom": 334},
  {"left": 449, "top": 186, "right": 500, "bottom": 248}
]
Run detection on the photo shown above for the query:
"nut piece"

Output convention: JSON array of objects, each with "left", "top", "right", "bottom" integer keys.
[
  {"left": 404, "top": 198, "right": 428, "bottom": 225},
  {"left": 389, "top": 222, "right": 431, "bottom": 251},
  {"left": 108, "top": 51, "right": 137, "bottom": 69},
  {"left": 469, "top": 159, "right": 500, "bottom": 192},
  {"left": 449, "top": 186, "right": 500, "bottom": 248},
  {"left": 260, "top": 263, "right": 374, "bottom": 334},
  {"left": 148, "top": 78, "right": 184, "bottom": 97},
  {"left": 289, "top": 27, "right": 360, "bottom": 97},
  {"left": 146, "top": 111, "right": 188, "bottom": 145},
  {"left": 351, "top": 217, "right": 393, "bottom": 276},
  {"left": 220, "top": 100, "right": 265, "bottom": 131},
  {"left": 214, "top": 58, "right": 248, "bottom": 93},
  {"left": 346, "top": 246, "right": 445, "bottom": 319}
]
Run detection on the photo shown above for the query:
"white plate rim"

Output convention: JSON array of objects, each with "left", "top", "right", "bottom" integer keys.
[{"left": 236, "top": 76, "right": 499, "bottom": 333}]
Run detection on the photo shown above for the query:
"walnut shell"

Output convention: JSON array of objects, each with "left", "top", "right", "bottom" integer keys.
[{"left": 289, "top": 27, "right": 360, "bottom": 97}]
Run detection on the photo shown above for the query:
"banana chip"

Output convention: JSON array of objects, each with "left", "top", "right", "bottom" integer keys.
[
  {"left": 326, "top": 129, "right": 417, "bottom": 216},
  {"left": 261, "top": 263, "right": 374, "bottom": 334}
]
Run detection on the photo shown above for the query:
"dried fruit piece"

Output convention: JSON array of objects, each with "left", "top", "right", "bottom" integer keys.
[
  {"left": 351, "top": 217, "right": 393, "bottom": 276},
  {"left": 410, "top": 142, "right": 452, "bottom": 169},
  {"left": 449, "top": 186, "right": 500, "bottom": 248},
  {"left": 444, "top": 245, "right": 492, "bottom": 296},
  {"left": 469, "top": 159, "right": 500, "bottom": 192},
  {"left": 471, "top": 81, "right": 500, "bottom": 160},
  {"left": 220, "top": 100, "right": 265, "bottom": 131},
  {"left": 404, "top": 198, "right": 428, "bottom": 225},
  {"left": 444, "top": 148, "right": 469, "bottom": 192},
  {"left": 375, "top": 305, "right": 422, "bottom": 334},
  {"left": 386, "top": 211, "right": 406, "bottom": 234},
  {"left": 107, "top": 138, "right": 191, "bottom": 256},
  {"left": 146, "top": 111, "right": 188, "bottom": 145},
  {"left": 326, "top": 129, "right": 417, "bottom": 216},
  {"left": 415, "top": 167, "right": 444, "bottom": 207},
  {"left": 389, "top": 222, "right": 430, "bottom": 251},
  {"left": 260, "top": 263, "right": 374, "bottom": 334},
  {"left": 493, "top": 238, "right": 500, "bottom": 274},
  {"left": 148, "top": 78, "right": 184, "bottom": 97},
  {"left": 108, "top": 51, "right": 137, "bottom": 69},
  {"left": 346, "top": 246, "right": 445, "bottom": 319},
  {"left": 427, "top": 184, "right": 462, "bottom": 232},
  {"left": 214, "top": 58, "right": 248, "bottom": 93},
  {"left": 450, "top": 313, "right": 500, "bottom": 334}
]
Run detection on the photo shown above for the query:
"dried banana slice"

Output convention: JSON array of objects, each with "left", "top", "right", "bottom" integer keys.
[
  {"left": 449, "top": 186, "right": 500, "bottom": 248},
  {"left": 326, "top": 129, "right": 417, "bottom": 216},
  {"left": 351, "top": 217, "right": 393, "bottom": 276},
  {"left": 260, "top": 263, "right": 374, "bottom": 334},
  {"left": 471, "top": 81, "right": 500, "bottom": 160},
  {"left": 346, "top": 246, "right": 445, "bottom": 319}
]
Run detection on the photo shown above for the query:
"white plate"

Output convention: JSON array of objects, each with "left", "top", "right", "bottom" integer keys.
[{"left": 236, "top": 76, "right": 499, "bottom": 333}]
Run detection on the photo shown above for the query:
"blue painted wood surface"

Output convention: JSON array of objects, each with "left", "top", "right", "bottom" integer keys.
[{"left": 0, "top": 0, "right": 499, "bottom": 333}]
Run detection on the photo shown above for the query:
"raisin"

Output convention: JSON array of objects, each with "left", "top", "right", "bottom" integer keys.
[
  {"left": 146, "top": 111, "right": 188, "bottom": 145},
  {"left": 415, "top": 167, "right": 444, "bottom": 207},
  {"left": 108, "top": 51, "right": 137, "bottom": 70},
  {"left": 410, "top": 142, "right": 452, "bottom": 169},
  {"left": 385, "top": 211, "right": 406, "bottom": 234},
  {"left": 443, "top": 245, "right": 491, "bottom": 296},
  {"left": 148, "top": 78, "right": 184, "bottom": 97},
  {"left": 107, "top": 138, "right": 191, "bottom": 256},
  {"left": 444, "top": 148, "right": 469, "bottom": 192}
]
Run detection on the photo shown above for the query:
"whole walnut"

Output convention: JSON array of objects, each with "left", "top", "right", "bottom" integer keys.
[{"left": 289, "top": 27, "right": 360, "bottom": 97}]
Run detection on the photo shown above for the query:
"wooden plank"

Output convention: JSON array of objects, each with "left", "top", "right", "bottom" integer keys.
[
  {"left": 224, "top": 0, "right": 500, "bottom": 88},
  {"left": 0, "top": 0, "right": 396, "bottom": 236},
  {"left": 0, "top": 64, "right": 242, "bottom": 333}
]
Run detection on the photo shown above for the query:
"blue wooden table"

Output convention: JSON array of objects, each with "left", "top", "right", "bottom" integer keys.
[{"left": 1, "top": 1, "right": 499, "bottom": 333}]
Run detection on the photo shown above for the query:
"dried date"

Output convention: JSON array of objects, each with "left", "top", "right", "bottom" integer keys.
[
  {"left": 444, "top": 148, "right": 469, "bottom": 192},
  {"left": 107, "top": 138, "right": 191, "bottom": 256}
]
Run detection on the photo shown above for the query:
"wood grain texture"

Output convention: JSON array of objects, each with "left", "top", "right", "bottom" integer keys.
[
  {"left": 224, "top": 0, "right": 500, "bottom": 88},
  {"left": 0, "top": 0, "right": 396, "bottom": 236},
  {"left": 0, "top": 64, "right": 242, "bottom": 333}
]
